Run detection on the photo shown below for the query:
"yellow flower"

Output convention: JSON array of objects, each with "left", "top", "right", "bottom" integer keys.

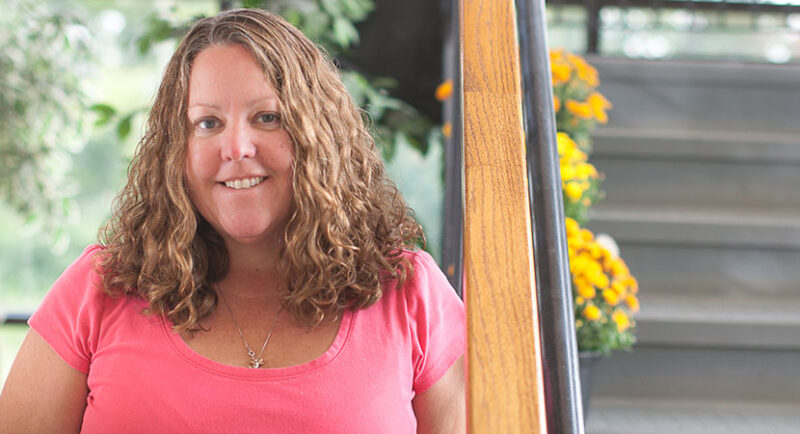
[
  {"left": 626, "top": 295, "right": 640, "bottom": 312},
  {"left": 577, "top": 283, "right": 596, "bottom": 299},
  {"left": 587, "top": 92, "right": 612, "bottom": 123},
  {"left": 603, "top": 288, "right": 619, "bottom": 306},
  {"left": 565, "top": 100, "right": 593, "bottom": 119},
  {"left": 587, "top": 268, "right": 609, "bottom": 289},
  {"left": 556, "top": 132, "right": 577, "bottom": 154},
  {"left": 588, "top": 243, "right": 603, "bottom": 260},
  {"left": 584, "top": 305, "right": 601, "bottom": 321},
  {"left": 560, "top": 164, "right": 577, "bottom": 181},
  {"left": 568, "top": 54, "right": 599, "bottom": 87},
  {"left": 435, "top": 79, "right": 454, "bottom": 101},
  {"left": 611, "top": 281, "right": 627, "bottom": 297},
  {"left": 569, "top": 254, "right": 590, "bottom": 275},
  {"left": 553, "top": 95, "right": 561, "bottom": 112},
  {"left": 565, "top": 217, "right": 579, "bottom": 236},
  {"left": 575, "top": 296, "right": 585, "bottom": 305},
  {"left": 623, "top": 276, "right": 639, "bottom": 294},
  {"left": 610, "top": 258, "right": 629, "bottom": 276},
  {"left": 612, "top": 310, "right": 630, "bottom": 331},
  {"left": 551, "top": 63, "right": 571, "bottom": 84},
  {"left": 564, "top": 182, "right": 583, "bottom": 201},
  {"left": 441, "top": 122, "right": 452, "bottom": 139},
  {"left": 581, "top": 228, "right": 594, "bottom": 242},
  {"left": 576, "top": 163, "right": 598, "bottom": 179}
]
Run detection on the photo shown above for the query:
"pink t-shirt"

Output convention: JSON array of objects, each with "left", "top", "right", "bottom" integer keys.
[{"left": 29, "top": 245, "right": 465, "bottom": 433}]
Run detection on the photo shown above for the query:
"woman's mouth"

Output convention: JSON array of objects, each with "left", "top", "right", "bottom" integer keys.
[{"left": 222, "top": 176, "right": 266, "bottom": 190}]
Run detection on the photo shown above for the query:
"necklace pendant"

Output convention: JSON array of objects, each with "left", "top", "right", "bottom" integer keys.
[{"left": 249, "top": 358, "right": 264, "bottom": 368}]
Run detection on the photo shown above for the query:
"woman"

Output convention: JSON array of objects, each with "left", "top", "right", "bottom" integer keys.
[{"left": 0, "top": 9, "right": 465, "bottom": 433}]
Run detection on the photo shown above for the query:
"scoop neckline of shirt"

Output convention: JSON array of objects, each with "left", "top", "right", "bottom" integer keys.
[{"left": 161, "top": 307, "right": 355, "bottom": 380}]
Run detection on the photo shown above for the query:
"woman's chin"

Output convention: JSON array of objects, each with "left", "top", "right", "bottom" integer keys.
[{"left": 216, "top": 218, "right": 286, "bottom": 248}]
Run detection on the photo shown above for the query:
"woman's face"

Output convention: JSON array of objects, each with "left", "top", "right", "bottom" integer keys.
[{"left": 185, "top": 44, "right": 294, "bottom": 251}]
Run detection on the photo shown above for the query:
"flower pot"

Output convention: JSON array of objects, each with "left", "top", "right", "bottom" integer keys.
[{"left": 579, "top": 351, "right": 604, "bottom": 417}]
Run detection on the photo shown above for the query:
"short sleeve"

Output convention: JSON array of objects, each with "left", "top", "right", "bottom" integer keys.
[
  {"left": 28, "top": 244, "right": 107, "bottom": 374},
  {"left": 404, "top": 250, "right": 466, "bottom": 394}
]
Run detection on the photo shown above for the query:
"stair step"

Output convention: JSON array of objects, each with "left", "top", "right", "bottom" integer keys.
[
  {"left": 589, "top": 152, "right": 800, "bottom": 209},
  {"left": 635, "top": 294, "right": 800, "bottom": 349},
  {"left": 586, "top": 205, "right": 800, "bottom": 298},
  {"left": 591, "top": 56, "right": 800, "bottom": 133},
  {"left": 587, "top": 397, "right": 800, "bottom": 434},
  {"left": 588, "top": 205, "right": 800, "bottom": 249},
  {"left": 590, "top": 346, "right": 800, "bottom": 403},
  {"left": 593, "top": 127, "right": 800, "bottom": 165}
]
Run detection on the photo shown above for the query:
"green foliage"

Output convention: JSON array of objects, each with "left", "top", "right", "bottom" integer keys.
[
  {"left": 0, "top": 0, "right": 94, "bottom": 249},
  {"left": 108, "top": 0, "right": 437, "bottom": 159},
  {"left": 264, "top": 0, "right": 373, "bottom": 52},
  {"left": 563, "top": 175, "right": 602, "bottom": 226},
  {"left": 575, "top": 312, "right": 636, "bottom": 355}
]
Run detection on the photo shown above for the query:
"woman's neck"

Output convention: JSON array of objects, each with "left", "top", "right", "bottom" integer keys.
[{"left": 219, "top": 238, "right": 287, "bottom": 301}]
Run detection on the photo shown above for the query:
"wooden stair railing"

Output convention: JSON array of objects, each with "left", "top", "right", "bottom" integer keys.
[
  {"left": 461, "top": 0, "right": 583, "bottom": 431},
  {"left": 461, "top": 0, "right": 547, "bottom": 431}
]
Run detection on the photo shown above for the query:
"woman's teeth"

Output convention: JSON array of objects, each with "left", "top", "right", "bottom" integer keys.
[{"left": 224, "top": 177, "right": 265, "bottom": 190}]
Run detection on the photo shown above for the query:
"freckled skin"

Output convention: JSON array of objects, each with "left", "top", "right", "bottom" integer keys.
[{"left": 185, "top": 44, "right": 294, "bottom": 252}]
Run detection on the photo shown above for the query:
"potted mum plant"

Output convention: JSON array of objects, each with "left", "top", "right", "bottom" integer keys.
[{"left": 551, "top": 50, "right": 639, "bottom": 414}]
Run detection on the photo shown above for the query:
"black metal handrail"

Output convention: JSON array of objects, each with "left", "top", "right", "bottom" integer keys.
[{"left": 518, "top": 0, "right": 584, "bottom": 432}]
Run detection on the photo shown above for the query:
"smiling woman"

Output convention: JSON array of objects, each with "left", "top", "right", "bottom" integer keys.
[{"left": 0, "top": 8, "right": 465, "bottom": 433}]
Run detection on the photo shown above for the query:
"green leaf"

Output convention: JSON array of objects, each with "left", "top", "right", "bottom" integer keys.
[
  {"left": 283, "top": 9, "right": 303, "bottom": 27},
  {"left": 341, "top": 71, "right": 367, "bottom": 106},
  {"left": 332, "top": 16, "right": 358, "bottom": 48},
  {"left": 117, "top": 112, "right": 136, "bottom": 139},
  {"left": 89, "top": 103, "right": 116, "bottom": 126},
  {"left": 341, "top": 0, "right": 374, "bottom": 21},
  {"left": 301, "top": 11, "right": 331, "bottom": 41},
  {"left": 137, "top": 36, "right": 152, "bottom": 56},
  {"left": 319, "top": 0, "right": 343, "bottom": 16},
  {"left": 370, "top": 76, "right": 398, "bottom": 89}
]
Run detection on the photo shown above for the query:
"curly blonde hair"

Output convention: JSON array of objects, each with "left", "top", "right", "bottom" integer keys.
[{"left": 98, "top": 8, "right": 424, "bottom": 332}]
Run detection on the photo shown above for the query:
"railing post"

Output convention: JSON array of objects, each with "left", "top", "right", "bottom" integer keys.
[
  {"left": 441, "top": 0, "right": 464, "bottom": 297},
  {"left": 585, "top": 0, "right": 601, "bottom": 54}
]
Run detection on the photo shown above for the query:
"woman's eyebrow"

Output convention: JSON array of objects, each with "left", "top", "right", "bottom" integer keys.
[
  {"left": 187, "top": 97, "right": 279, "bottom": 111},
  {"left": 187, "top": 102, "right": 221, "bottom": 111}
]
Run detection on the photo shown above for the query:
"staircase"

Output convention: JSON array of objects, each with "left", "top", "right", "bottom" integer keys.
[{"left": 582, "top": 56, "right": 800, "bottom": 433}]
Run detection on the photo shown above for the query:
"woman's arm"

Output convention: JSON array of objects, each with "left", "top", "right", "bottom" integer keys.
[
  {"left": 412, "top": 356, "right": 466, "bottom": 434},
  {"left": 0, "top": 329, "right": 88, "bottom": 433}
]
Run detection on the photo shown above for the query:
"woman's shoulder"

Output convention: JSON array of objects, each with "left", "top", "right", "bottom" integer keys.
[
  {"left": 396, "top": 248, "right": 452, "bottom": 292},
  {"left": 383, "top": 249, "right": 462, "bottom": 314},
  {"left": 34, "top": 243, "right": 138, "bottom": 320},
  {"left": 383, "top": 249, "right": 466, "bottom": 392},
  {"left": 51, "top": 244, "right": 106, "bottom": 295},
  {"left": 28, "top": 244, "right": 139, "bottom": 374}
]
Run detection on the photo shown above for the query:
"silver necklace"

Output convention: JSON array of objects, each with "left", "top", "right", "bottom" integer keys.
[{"left": 218, "top": 290, "right": 283, "bottom": 368}]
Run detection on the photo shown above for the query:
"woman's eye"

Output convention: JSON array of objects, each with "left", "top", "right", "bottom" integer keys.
[
  {"left": 196, "top": 118, "right": 219, "bottom": 130},
  {"left": 257, "top": 113, "right": 280, "bottom": 124}
]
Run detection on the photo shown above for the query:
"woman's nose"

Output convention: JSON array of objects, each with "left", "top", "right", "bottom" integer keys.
[{"left": 221, "top": 122, "right": 257, "bottom": 161}]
